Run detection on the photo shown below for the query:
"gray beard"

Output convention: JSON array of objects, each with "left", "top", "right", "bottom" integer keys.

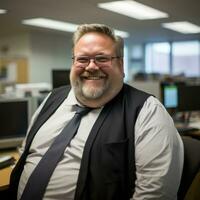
[{"left": 72, "top": 79, "right": 109, "bottom": 100}]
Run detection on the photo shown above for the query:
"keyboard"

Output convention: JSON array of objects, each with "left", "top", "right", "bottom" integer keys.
[
  {"left": 0, "top": 155, "right": 16, "bottom": 169},
  {"left": 177, "top": 126, "right": 199, "bottom": 134}
]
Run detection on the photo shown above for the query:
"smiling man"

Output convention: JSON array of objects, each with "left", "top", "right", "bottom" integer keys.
[
  {"left": 7, "top": 24, "right": 183, "bottom": 200},
  {"left": 71, "top": 30, "right": 124, "bottom": 108}
]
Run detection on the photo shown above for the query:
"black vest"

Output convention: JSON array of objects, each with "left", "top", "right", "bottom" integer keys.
[{"left": 9, "top": 84, "right": 150, "bottom": 200}]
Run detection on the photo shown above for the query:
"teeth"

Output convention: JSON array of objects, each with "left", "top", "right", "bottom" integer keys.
[{"left": 86, "top": 76, "right": 102, "bottom": 80}]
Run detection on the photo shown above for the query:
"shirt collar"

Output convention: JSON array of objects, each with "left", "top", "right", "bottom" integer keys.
[{"left": 65, "top": 88, "right": 83, "bottom": 107}]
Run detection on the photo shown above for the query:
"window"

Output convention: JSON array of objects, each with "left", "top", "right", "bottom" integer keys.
[
  {"left": 145, "top": 40, "right": 200, "bottom": 77},
  {"left": 145, "top": 42, "right": 170, "bottom": 74},
  {"left": 172, "top": 41, "right": 200, "bottom": 77}
]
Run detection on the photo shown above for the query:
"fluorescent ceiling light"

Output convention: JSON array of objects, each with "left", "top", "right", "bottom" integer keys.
[
  {"left": 0, "top": 9, "right": 7, "bottom": 14},
  {"left": 22, "top": 18, "right": 129, "bottom": 38},
  {"left": 22, "top": 18, "right": 78, "bottom": 32},
  {"left": 162, "top": 21, "right": 200, "bottom": 34},
  {"left": 98, "top": 0, "right": 168, "bottom": 20}
]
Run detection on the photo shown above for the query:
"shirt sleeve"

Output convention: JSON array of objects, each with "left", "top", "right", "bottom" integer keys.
[{"left": 132, "top": 96, "right": 184, "bottom": 200}]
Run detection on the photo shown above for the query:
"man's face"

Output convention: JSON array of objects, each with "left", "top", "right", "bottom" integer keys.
[{"left": 70, "top": 32, "right": 124, "bottom": 106}]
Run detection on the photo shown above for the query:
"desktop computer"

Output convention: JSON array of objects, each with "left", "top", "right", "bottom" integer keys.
[
  {"left": 52, "top": 69, "right": 70, "bottom": 89},
  {"left": 0, "top": 97, "right": 35, "bottom": 149},
  {"left": 161, "top": 82, "right": 200, "bottom": 134}
]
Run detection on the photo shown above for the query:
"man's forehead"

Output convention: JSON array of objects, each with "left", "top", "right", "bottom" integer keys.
[
  {"left": 74, "top": 33, "right": 115, "bottom": 54},
  {"left": 76, "top": 32, "right": 114, "bottom": 45}
]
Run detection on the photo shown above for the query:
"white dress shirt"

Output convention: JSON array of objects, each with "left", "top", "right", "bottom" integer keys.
[{"left": 17, "top": 88, "right": 184, "bottom": 200}]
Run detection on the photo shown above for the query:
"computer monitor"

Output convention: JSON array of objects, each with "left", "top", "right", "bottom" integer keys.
[
  {"left": 178, "top": 85, "right": 200, "bottom": 112},
  {"left": 161, "top": 82, "right": 178, "bottom": 109},
  {"left": 0, "top": 98, "right": 32, "bottom": 149},
  {"left": 52, "top": 69, "right": 70, "bottom": 89},
  {"left": 15, "top": 83, "right": 51, "bottom": 98}
]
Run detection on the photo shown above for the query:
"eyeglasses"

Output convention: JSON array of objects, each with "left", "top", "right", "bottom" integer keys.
[{"left": 72, "top": 55, "right": 120, "bottom": 68}]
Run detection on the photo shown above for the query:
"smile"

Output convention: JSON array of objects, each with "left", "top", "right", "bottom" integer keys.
[
  {"left": 81, "top": 75, "right": 106, "bottom": 80},
  {"left": 85, "top": 76, "right": 104, "bottom": 80}
]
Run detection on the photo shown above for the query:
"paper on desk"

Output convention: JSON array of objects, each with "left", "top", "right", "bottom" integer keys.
[{"left": 189, "top": 121, "right": 200, "bottom": 129}]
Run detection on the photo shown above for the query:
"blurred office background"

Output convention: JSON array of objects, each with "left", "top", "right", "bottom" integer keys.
[
  {"left": 0, "top": 0, "right": 200, "bottom": 144},
  {"left": 0, "top": 0, "right": 200, "bottom": 86}
]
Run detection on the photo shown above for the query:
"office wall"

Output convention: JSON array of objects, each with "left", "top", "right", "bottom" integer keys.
[
  {"left": 29, "top": 32, "right": 72, "bottom": 83},
  {"left": 0, "top": 33, "right": 31, "bottom": 57},
  {"left": 0, "top": 32, "right": 73, "bottom": 84}
]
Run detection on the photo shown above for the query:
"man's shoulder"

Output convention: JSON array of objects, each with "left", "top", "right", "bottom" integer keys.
[
  {"left": 40, "top": 85, "right": 71, "bottom": 112},
  {"left": 51, "top": 85, "right": 71, "bottom": 96}
]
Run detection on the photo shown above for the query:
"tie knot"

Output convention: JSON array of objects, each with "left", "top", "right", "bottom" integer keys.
[{"left": 75, "top": 105, "right": 92, "bottom": 116}]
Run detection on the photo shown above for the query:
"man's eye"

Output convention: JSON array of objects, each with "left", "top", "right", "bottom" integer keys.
[
  {"left": 77, "top": 57, "right": 89, "bottom": 63},
  {"left": 96, "top": 56, "right": 109, "bottom": 62}
]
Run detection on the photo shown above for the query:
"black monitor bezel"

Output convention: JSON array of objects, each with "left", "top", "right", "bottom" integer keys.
[
  {"left": 0, "top": 97, "right": 31, "bottom": 149},
  {"left": 52, "top": 69, "right": 70, "bottom": 89}
]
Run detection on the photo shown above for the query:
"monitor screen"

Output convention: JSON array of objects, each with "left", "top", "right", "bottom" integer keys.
[
  {"left": 0, "top": 98, "right": 30, "bottom": 149},
  {"left": 161, "top": 83, "right": 178, "bottom": 109},
  {"left": 52, "top": 69, "right": 70, "bottom": 89},
  {"left": 178, "top": 85, "right": 200, "bottom": 112},
  {"left": 163, "top": 85, "right": 178, "bottom": 108}
]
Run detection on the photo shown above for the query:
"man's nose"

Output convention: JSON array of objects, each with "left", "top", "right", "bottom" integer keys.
[{"left": 85, "top": 59, "right": 99, "bottom": 70}]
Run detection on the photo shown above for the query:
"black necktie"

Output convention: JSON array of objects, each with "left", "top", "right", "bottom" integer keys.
[{"left": 20, "top": 105, "right": 92, "bottom": 200}]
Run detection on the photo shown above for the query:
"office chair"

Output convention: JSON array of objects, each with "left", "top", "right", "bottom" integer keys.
[{"left": 178, "top": 136, "right": 200, "bottom": 200}]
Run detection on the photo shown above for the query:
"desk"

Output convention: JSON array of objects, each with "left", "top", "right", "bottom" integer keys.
[
  {"left": 175, "top": 117, "right": 200, "bottom": 139},
  {"left": 187, "top": 119, "right": 200, "bottom": 139},
  {"left": 176, "top": 126, "right": 200, "bottom": 139},
  {"left": 185, "top": 130, "right": 200, "bottom": 140},
  {"left": 0, "top": 149, "right": 19, "bottom": 187}
]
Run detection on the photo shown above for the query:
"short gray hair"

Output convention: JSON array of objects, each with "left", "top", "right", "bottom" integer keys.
[{"left": 72, "top": 24, "right": 124, "bottom": 57}]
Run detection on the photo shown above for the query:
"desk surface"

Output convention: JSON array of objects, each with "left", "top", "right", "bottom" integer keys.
[
  {"left": 0, "top": 149, "right": 19, "bottom": 187},
  {"left": 175, "top": 116, "right": 200, "bottom": 139}
]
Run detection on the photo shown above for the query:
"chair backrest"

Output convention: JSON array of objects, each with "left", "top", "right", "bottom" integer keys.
[
  {"left": 178, "top": 136, "right": 200, "bottom": 200},
  {"left": 184, "top": 170, "right": 200, "bottom": 200}
]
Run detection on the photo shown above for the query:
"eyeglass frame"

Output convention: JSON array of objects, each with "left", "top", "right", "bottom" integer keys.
[{"left": 72, "top": 54, "right": 121, "bottom": 68}]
